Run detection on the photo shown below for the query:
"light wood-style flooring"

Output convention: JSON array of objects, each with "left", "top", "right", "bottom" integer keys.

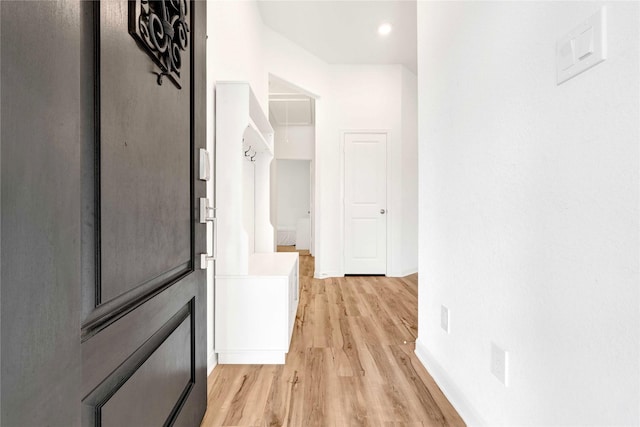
[
  {"left": 277, "top": 245, "right": 310, "bottom": 256},
  {"left": 202, "top": 254, "right": 465, "bottom": 426}
]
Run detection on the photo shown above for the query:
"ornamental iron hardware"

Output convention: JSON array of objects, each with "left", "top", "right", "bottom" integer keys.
[{"left": 129, "top": 0, "right": 190, "bottom": 89}]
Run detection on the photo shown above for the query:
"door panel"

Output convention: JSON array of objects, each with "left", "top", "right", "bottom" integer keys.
[
  {"left": 80, "top": 1, "right": 207, "bottom": 425},
  {"left": 99, "top": 0, "right": 191, "bottom": 304},
  {"left": 352, "top": 219, "right": 379, "bottom": 258},
  {"left": 1, "top": 0, "right": 206, "bottom": 424},
  {"left": 344, "top": 133, "right": 387, "bottom": 274},
  {"left": 100, "top": 314, "right": 191, "bottom": 427},
  {"left": 81, "top": 273, "right": 199, "bottom": 399},
  {"left": 84, "top": 300, "right": 194, "bottom": 427}
]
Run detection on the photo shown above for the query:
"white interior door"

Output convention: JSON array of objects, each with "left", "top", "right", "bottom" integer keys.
[{"left": 344, "top": 133, "right": 387, "bottom": 274}]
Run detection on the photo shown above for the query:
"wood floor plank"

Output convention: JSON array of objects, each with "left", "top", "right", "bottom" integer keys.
[
  {"left": 336, "top": 376, "right": 372, "bottom": 426},
  {"left": 301, "top": 347, "right": 331, "bottom": 427},
  {"left": 387, "top": 345, "right": 450, "bottom": 427},
  {"left": 337, "top": 277, "right": 363, "bottom": 317},
  {"left": 325, "top": 279, "right": 346, "bottom": 349},
  {"left": 364, "top": 343, "right": 415, "bottom": 423},
  {"left": 203, "top": 367, "right": 249, "bottom": 427},
  {"left": 202, "top": 254, "right": 465, "bottom": 427},
  {"left": 220, "top": 365, "right": 274, "bottom": 426},
  {"left": 395, "top": 345, "right": 466, "bottom": 427},
  {"left": 312, "top": 282, "right": 330, "bottom": 348}
]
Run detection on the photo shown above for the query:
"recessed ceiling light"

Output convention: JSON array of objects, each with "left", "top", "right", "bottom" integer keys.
[{"left": 378, "top": 23, "right": 392, "bottom": 36}]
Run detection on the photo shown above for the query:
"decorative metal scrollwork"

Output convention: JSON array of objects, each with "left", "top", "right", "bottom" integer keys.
[{"left": 129, "top": 0, "right": 189, "bottom": 89}]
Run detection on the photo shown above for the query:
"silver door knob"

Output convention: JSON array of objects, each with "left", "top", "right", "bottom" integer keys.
[{"left": 380, "top": 209, "right": 386, "bottom": 214}]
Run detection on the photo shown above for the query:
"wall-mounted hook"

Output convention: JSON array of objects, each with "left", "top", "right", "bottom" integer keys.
[
  {"left": 250, "top": 152, "right": 256, "bottom": 162},
  {"left": 244, "top": 146, "right": 252, "bottom": 156}
]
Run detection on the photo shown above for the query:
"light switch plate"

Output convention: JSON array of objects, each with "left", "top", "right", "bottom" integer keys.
[
  {"left": 575, "top": 26, "right": 594, "bottom": 60},
  {"left": 556, "top": 6, "right": 606, "bottom": 85}
]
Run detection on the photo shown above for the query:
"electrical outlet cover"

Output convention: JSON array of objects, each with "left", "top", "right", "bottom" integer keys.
[
  {"left": 440, "top": 305, "right": 449, "bottom": 334},
  {"left": 491, "top": 342, "right": 509, "bottom": 386}
]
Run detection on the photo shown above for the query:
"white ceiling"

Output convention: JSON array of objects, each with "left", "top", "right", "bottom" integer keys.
[{"left": 258, "top": 0, "right": 417, "bottom": 73}]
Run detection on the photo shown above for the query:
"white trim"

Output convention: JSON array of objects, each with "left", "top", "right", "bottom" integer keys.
[
  {"left": 217, "top": 351, "right": 286, "bottom": 365},
  {"left": 398, "top": 268, "right": 418, "bottom": 277},
  {"left": 207, "top": 351, "right": 218, "bottom": 375},
  {"left": 312, "top": 97, "right": 321, "bottom": 276},
  {"left": 340, "top": 130, "right": 392, "bottom": 277},
  {"left": 414, "top": 338, "right": 487, "bottom": 427},
  {"left": 386, "top": 267, "right": 416, "bottom": 278},
  {"left": 314, "top": 271, "right": 343, "bottom": 279}
]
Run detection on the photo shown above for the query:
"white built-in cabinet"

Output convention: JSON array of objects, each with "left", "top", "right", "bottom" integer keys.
[{"left": 214, "top": 82, "right": 299, "bottom": 364}]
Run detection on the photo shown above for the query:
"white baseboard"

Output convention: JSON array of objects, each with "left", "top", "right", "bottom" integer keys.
[
  {"left": 387, "top": 268, "right": 418, "bottom": 277},
  {"left": 217, "top": 350, "right": 286, "bottom": 365},
  {"left": 414, "top": 339, "right": 486, "bottom": 427},
  {"left": 315, "top": 270, "right": 416, "bottom": 278},
  {"left": 314, "top": 271, "right": 343, "bottom": 279},
  {"left": 207, "top": 351, "right": 217, "bottom": 375},
  {"left": 399, "top": 268, "right": 418, "bottom": 277}
]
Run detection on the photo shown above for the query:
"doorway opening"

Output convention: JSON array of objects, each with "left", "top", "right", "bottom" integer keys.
[
  {"left": 268, "top": 75, "right": 316, "bottom": 259},
  {"left": 276, "top": 159, "right": 311, "bottom": 254}
]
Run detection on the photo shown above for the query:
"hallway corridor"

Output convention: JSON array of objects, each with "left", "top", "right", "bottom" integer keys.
[{"left": 202, "top": 255, "right": 464, "bottom": 426}]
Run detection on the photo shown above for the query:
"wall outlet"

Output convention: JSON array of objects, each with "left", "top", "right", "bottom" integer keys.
[
  {"left": 440, "top": 305, "right": 450, "bottom": 334},
  {"left": 491, "top": 342, "right": 509, "bottom": 386}
]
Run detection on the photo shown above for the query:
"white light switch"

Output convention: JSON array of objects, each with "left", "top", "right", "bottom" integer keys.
[
  {"left": 556, "top": 7, "right": 606, "bottom": 85},
  {"left": 575, "top": 27, "right": 594, "bottom": 60},
  {"left": 558, "top": 39, "right": 575, "bottom": 71}
]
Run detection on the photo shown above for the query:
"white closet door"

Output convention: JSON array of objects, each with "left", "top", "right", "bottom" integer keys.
[{"left": 344, "top": 133, "right": 387, "bottom": 275}]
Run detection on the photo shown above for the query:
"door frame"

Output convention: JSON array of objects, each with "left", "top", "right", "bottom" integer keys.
[{"left": 340, "top": 130, "right": 392, "bottom": 276}]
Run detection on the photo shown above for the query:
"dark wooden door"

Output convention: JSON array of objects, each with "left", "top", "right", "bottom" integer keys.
[
  {"left": 80, "top": 0, "right": 207, "bottom": 425},
  {"left": 1, "top": 0, "right": 207, "bottom": 425}
]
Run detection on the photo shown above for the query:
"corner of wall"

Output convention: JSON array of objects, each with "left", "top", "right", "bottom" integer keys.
[{"left": 208, "top": 351, "right": 217, "bottom": 376}]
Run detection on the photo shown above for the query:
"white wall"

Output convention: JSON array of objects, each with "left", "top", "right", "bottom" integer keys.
[
  {"left": 416, "top": 2, "right": 639, "bottom": 426},
  {"left": 274, "top": 125, "right": 314, "bottom": 160},
  {"left": 262, "top": 27, "right": 418, "bottom": 278},
  {"left": 262, "top": 26, "right": 328, "bottom": 102},
  {"left": 206, "top": 0, "right": 267, "bottom": 373},
  {"left": 401, "top": 67, "right": 418, "bottom": 276},
  {"left": 276, "top": 160, "right": 310, "bottom": 229},
  {"left": 326, "top": 65, "right": 404, "bottom": 277},
  {"left": 207, "top": 1, "right": 267, "bottom": 109}
]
